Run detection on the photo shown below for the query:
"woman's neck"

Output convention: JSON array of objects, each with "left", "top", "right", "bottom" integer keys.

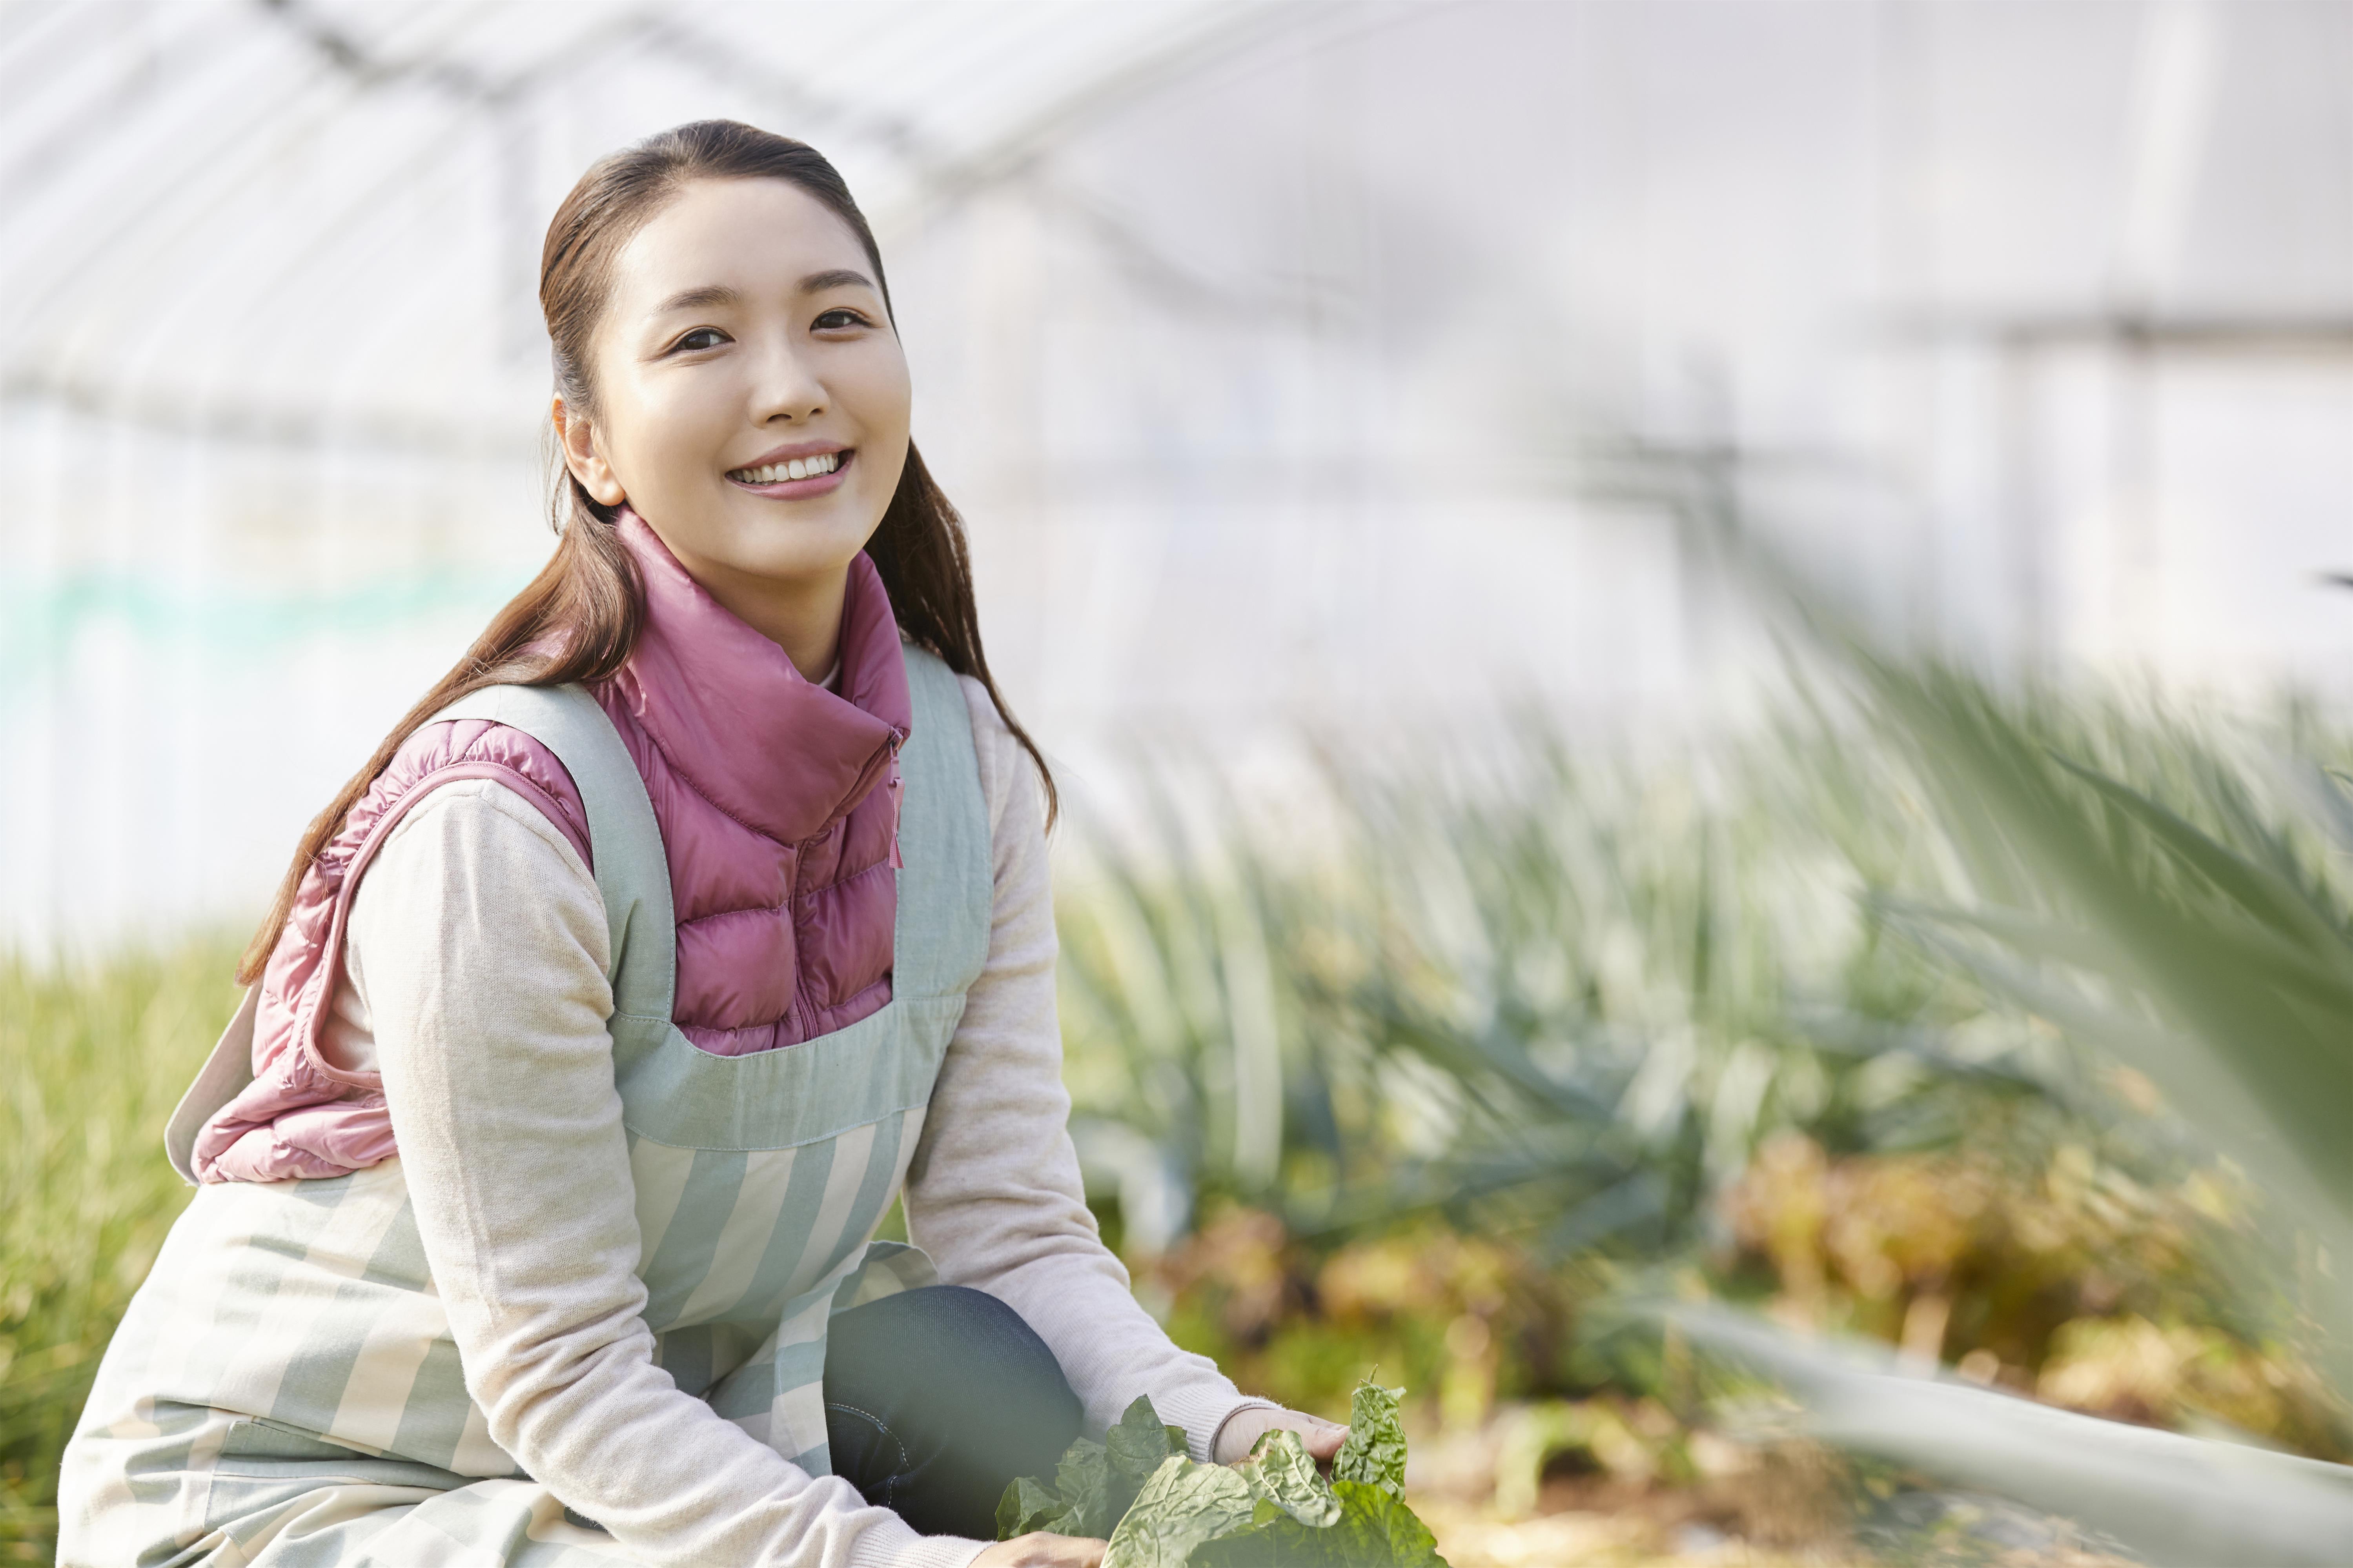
[{"left": 685, "top": 558, "right": 851, "bottom": 682}]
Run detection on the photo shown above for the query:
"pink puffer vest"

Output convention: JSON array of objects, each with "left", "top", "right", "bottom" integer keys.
[{"left": 193, "top": 511, "right": 911, "bottom": 1183}]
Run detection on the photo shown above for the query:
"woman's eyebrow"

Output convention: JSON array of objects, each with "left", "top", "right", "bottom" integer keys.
[
  {"left": 651, "top": 283, "right": 741, "bottom": 316},
  {"left": 648, "top": 273, "right": 872, "bottom": 316},
  {"left": 800, "top": 268, "right": 876, "bottom": 294}
]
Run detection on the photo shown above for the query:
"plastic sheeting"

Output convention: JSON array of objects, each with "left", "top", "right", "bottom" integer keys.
[{"left": 8, "top": 1, "right": 2353, "bottom": 947}]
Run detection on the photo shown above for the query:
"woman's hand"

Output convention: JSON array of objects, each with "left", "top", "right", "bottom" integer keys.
[
  {"left": 971, "top": 1532, "right": 1107, "bottom": 1567},
  {"left": 969, "top": 1412, "right": 1342, "bottom": 1568},
  {"left": 1211, "top": 1406, "right": 1349, "bottom": 1468}
]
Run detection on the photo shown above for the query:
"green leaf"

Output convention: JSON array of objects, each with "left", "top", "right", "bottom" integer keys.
[
  {"left": 1241, "top": 1428, "right": 1342, "bottom": 1527},
  {"left": 1055, "top": 1435, "right": 1110, "bottom": 1539},
  {"left": 1332, "top": 1384, "right": 1407, "bottom": 1500},
  {"left": 1001, "top": 1390, "right": 1445, "bottom": 1564},
  {"left": 996, "top": 1475, "right": 1071, "bottom": 1541},
  {"left": 1102, "top": 1454, "right": 1257, "bottom": 1568},
  {"left": 1186, "top": 1479, "right": 1448, "bottom": 1566},
  {"left": 1106, "top": 1395, "right": 1188, "bottom": 1526}
]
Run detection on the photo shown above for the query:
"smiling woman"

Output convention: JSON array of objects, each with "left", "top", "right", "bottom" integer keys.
[
  {"left": 557, "top": 184, "right": 912, "bottom": 676},
  {"left": 53, "top": 122, "right": 1339, "bottom": 1568}
]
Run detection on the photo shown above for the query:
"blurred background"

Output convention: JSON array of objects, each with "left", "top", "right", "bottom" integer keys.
[
  {"left": 15, "top": 0, "right": 2353, "bottom": 951},
  {"left": 11, "top": 2, "right": 2353, "bottom": 1563}
]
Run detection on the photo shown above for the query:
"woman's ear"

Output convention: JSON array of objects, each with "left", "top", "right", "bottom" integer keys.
[{"left": 551, "top": 395, "right": 627, "bottom": 507}]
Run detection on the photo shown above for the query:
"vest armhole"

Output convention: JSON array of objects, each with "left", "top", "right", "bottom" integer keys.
[{"left": 289, "top": 755, "right": 592, "bottom": 1095}]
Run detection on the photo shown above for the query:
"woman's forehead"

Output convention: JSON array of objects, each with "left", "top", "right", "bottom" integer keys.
[{"left": 612, "top": 179, "right": 872, "bottom": 309}]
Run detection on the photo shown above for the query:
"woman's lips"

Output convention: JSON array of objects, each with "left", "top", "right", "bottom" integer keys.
[{"left": 729, "top": 448, "right": 854, "bottom": 498}]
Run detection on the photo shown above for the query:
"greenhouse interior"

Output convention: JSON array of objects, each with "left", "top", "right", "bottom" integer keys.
[{"left": 11, "top": 1, "right": 2353, "bottom": 1563}]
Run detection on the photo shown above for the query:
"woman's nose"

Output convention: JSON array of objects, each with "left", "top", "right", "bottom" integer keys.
[{"left": 751, "top": 344, "right": 826, "bottom": 424}]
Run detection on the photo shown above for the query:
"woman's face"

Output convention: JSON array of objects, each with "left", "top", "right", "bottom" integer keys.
[{"left": 559, "top": 177, "right": 912, "bottom": 606}]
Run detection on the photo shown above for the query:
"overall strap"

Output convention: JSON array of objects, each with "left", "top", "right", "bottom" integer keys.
[
  {"left": 892, "top": 647, "right": 994, "bottom": 998},
  {"left": 431, "top": 684, "right": 677, "bottom": 1024}
]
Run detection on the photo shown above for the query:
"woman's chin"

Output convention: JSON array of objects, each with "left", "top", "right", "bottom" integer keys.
[{"left": 714, "top": 513, "right": 882, "bottom": 582}]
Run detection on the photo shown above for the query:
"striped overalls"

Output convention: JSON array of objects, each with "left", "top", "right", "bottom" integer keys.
[{"left": 60, "top": 649, "right": 991, "bottom": 1566}]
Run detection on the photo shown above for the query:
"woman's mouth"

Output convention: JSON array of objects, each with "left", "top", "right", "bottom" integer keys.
[{"left": 727, "top": 449, "right": 852, "bottom": 495}]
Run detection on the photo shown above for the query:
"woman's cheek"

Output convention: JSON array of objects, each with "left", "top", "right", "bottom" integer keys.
[
  {"left": 847, "top": 344, "right": 913, "bottom": 435},
  {"left": 655, "top": 382, "right": 730, "bottom": 470}
]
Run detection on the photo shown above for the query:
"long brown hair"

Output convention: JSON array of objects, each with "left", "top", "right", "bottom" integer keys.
[{"left": 239, "top": 120, "right": 1053, "bottom": 985}]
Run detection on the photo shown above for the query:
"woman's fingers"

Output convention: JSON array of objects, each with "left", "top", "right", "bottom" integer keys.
[
  {"left": 1301, "top": 1421, "right": 1349, "bottom": 1463},
  {"left": 1213, "top": 1405, "right": 1351, "bottom": 1466},
  {"left": 978, "top": 1415, "right": 1351, "bottom": 1567}
]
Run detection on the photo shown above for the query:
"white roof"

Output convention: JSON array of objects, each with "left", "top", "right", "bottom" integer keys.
[
  {"left": 3, "top": 0, "right": 1302, "bottom": 450},
  {"left": 11, "top": 0, "right": 2353, "bottom": 947}
]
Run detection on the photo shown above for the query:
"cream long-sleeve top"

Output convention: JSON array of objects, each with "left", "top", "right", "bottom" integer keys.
[{"left": 325, "top": 675, "right": 1276, "bottom": 1568}]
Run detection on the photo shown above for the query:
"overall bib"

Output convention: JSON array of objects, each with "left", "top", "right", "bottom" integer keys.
[{"left": 60, "top": 649, "right": 992, "bottom": 1567}]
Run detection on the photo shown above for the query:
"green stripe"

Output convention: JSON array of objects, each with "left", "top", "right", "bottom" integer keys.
[
  {"left": 120, "top": 1400, "right": 213, "bottom": 1511},
  {"left": 836, "top": 1110, "right": 911, "bottom": 1277},
  {"left": 387, "top": 1339, "right": 475, "bottom": 1472},
  {"left": 176, "top": 1238, "right": 319, "bottom": 1395},
  {"left": 730, "top": 1131, "right": 845, "bottom": 1319},
  {"left": 707, "top": 1328, "right": 831, "bottom": 1480},
  {"left": 264, "top": 1279, "right": 386, "bottom": 1434},
  {"left": 264, "top": 1210, "right": 434, "bottom": 1433},
  {"left": 214, "top": 1419, "right": 424, "bottom": 1471},
  {"left": 751, "top": 1138, "right": 840, "bottom": 1311},
  {"left": 178, "top": 1184, "right": 391, "bottom": 1414},
  {"left": 707, "top": 1333, "right": 826, "bottom": 1428},
  {"left": 638, "top": 1149, "right": 747, "bottom": 1329},
  {"left": 359, "top": 1209, "right": 430, "bottom": 1289}
]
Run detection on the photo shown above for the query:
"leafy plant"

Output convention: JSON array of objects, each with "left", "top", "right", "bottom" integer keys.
[
  {"left": 1673, "top": 653, "right": 2353, "bottom": 1562},
  {"left": 1330, "top": 1381, "right": 1406, "bottom": 1495},
  {"left": 0, "top": 938, "right": 240, "bottom": 1561},
  {"left": 996, "top": 1388, "right": 1447, "bottom": 1566},
  {"left": 1056, "top": 730, "right": 2058, "bottom": 1267},
  {"left": 1059, "top": 672, "right": 2353, "bottom": 1465}
]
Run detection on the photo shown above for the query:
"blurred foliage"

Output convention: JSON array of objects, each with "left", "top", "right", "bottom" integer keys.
[
  {"left": 1056, "top": 722, "right": 2055, "bottom": 1261},
  {"left": 1654, "top": 655, "right": 2353, "bottom": 1562},
  {"left": 1056, "top": 680, "right": 2353, "bottom": 1478},
  {"left": 1142, "top": 1208, "right": 1575, "bottom": 1428},
  {"left": 1718, "top": 1131, "right": 2345, "bottom": 1458},
  {"left": 0, "top": 938, "right": 240, "bottom": 1561},
  {"left": 1854, "top": 664, "right": 2353, "bottom": 1339}
]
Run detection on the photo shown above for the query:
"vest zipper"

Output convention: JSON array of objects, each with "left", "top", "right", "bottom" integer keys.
[{"left": 886, "top": 734, "right": 906, "bottom": 869}]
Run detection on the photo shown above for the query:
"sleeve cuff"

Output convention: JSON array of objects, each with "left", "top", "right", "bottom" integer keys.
[
  {"left": 847, "top": 1520, "right": 990, "bottom": 1568},
  {"left": 1158, "top": 1387, "right": 1280, "bottom": 1465}
]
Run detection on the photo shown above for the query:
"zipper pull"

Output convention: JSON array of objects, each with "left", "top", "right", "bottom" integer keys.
[{"left": 886, "top": 763, "right": 905, "bottom": 870}]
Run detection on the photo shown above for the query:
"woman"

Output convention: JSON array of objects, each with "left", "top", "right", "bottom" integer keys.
[{"left": 60, "top": 121, "right": 1339, "bottom": 1568}]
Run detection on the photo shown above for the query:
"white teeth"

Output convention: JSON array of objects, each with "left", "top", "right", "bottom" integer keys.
[{"left": 730, "top": 452, "right": 839, "bottom": 484}]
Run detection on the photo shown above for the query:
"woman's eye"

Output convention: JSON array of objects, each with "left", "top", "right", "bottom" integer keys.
[
  {"left": 672, "top": 327, "right": 728, "bottom": 353},
  {"left": 813, "top": 308, "right": 868, "bottom": 331}
]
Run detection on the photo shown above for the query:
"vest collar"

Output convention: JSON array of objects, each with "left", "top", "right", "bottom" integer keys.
[{"left": 606, "top": 508, "right": 911, "bottom": 845}]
